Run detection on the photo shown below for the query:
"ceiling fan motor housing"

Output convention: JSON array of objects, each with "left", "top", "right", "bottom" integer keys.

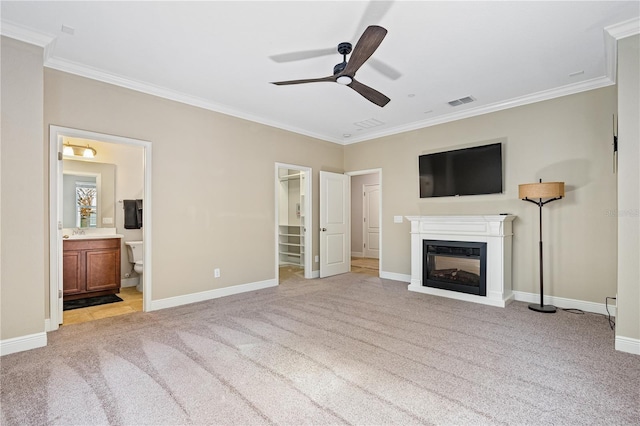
[{"left": 337, "top": 42, "right": 352, "bottom": 55}]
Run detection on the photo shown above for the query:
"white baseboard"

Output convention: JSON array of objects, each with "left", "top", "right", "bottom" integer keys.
[
  {"left": 121, "top": 276, "right": 139, "bottom": 288},
  {"left": 0, "top": 332, "right": 47, "bottom": 356},
  {"left": 615, "top": 335, "right": 640, "bottom": 355},
  {"left": 380, "top": 271, "right": 411, "bottom": 282},
  {"left": 351, "top": 251, "right": 364, "bottom": 258},
  {"left": 512, "top": 291, "right": 617, "bottom": 316},
  {"left": 310, "top": 270, "right": 320, "bottom": 278},
  {"left": 148, "top": 279, "right": 277, "bottom": 311}
]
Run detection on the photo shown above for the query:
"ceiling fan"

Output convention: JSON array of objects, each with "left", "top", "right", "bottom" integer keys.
[
  {"left": 268, "top": 1, "right": 400, "bottom": 80},
  {"left": 271, "top": 25, "right": 391, "bottom": 107}
]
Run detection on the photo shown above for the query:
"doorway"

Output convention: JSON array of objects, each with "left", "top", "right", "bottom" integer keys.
[
  {"left": 48, "top": 126, "right": 152, "bottom": 331},
  {"left": 275, "top": 163, "right": 312, "bottom": 283},
  {"left": 348, "top": 170, "right": 381, "bottom": 277}
]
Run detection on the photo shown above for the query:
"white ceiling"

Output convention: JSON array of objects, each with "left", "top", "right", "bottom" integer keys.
[{"left": 2, "top": 1, "right": 638, "bottom": 144}]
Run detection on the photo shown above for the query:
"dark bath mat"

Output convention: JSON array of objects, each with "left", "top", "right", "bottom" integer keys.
[{"left": 63, "top": 294, "right": 123, "bottom": 311}]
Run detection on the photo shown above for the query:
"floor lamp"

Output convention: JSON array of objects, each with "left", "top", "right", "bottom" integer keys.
[{"left": 519, "top": 179, "right": 565, "bottom": 313}]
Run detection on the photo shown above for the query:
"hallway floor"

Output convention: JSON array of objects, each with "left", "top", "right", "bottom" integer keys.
[{"left": 351, "top": 256, "right": 379, "bottom": 276}]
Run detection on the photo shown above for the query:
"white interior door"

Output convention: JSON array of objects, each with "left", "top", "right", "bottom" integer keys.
[
  {"left": 320, "top": 171, "right": 350, "bottom": 278},
  {"left": 363, "top": 184, "right": 380, "bottom": 259}
]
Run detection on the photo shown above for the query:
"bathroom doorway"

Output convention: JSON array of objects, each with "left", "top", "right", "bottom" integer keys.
[
  {"left": 48, "top": 126, "right": 152, "bottom": 330},
  {"left": 275, "top": 163, "right": 312, "bottom": 283}
]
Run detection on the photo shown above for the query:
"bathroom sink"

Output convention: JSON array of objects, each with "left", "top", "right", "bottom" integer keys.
[{"left": 63, "top": 234, "right": 124, "bottom": 240}]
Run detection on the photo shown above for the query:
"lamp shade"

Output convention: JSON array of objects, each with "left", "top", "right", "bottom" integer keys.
[{"left": 519, "top": 182, "right": 564, "bottom": 199}]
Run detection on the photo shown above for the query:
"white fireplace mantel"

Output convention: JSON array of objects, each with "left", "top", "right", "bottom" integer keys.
[{"left": 406, "top": 215, "right": 516, "bottom": 307}]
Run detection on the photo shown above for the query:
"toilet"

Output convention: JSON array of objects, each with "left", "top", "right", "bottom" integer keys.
[{"left": 125, "top": 241, "right": 144, "bottom": 292}]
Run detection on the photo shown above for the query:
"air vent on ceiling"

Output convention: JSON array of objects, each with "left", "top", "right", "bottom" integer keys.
[
  {"left": 353, "top": 118, "right": 384, "bottom": 129},
  {"left": 448, "top": 95, "right": 476, "bottom": 107}
]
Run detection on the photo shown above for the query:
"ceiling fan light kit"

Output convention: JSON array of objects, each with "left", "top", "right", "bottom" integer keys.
[{"left": 271, "top": 25, "right": 391, "bottom": 107}]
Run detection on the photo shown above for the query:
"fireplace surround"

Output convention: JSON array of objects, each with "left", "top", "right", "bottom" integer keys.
[{"left": 406, "top": 215, "right": 516, "bottom": 307}]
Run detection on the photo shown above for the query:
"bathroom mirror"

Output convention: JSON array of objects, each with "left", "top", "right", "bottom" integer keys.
[{"left": 63, "top": 160, "right": 116, "bottom": 228}]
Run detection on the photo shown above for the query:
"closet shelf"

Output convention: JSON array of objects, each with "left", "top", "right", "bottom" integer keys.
[
  {"left": 279, "top": 251, "right": 301, "bottom": 257},
  {"left": 279, "top": 173, "right": 302, "bottom": 181}
]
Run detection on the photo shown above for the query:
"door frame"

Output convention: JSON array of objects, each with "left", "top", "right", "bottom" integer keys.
[
  {"left": 275, "top": 163, "right": 312, "bottom": 281},
  {"left": 347, "top": 169, "right": 382, "bottom": 272},
  {"left": 48, "top": 125, "right": 152, "bottom": 331}
]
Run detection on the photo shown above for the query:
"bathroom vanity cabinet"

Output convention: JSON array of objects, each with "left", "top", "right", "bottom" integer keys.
[{"left": 63, "top": 238, "right": 121, "bottom": 300}]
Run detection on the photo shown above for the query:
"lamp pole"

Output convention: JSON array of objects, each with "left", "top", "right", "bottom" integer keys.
[{"left": 522, "top": 179, "right": 563, "bottom": 313}]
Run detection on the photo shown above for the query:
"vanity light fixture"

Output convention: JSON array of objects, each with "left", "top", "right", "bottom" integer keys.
[{"left": 63, "top": 142, "right": 97, "bottom": 158}]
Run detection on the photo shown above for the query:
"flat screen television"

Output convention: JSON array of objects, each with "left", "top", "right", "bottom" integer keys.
[{"left": 419, "top": 142, "right": 503, "bottom": 198}]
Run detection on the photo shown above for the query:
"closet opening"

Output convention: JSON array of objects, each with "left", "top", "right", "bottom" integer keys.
[{"left": 275, "top": 163, "right": 312, "bottom": 283}]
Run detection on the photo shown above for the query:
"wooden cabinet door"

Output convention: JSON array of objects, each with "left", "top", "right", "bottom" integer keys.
[
  {"left": 63, "top": 250, "right": 84, "bottom": 295},
  {"left": 85, "top": 249, "right": 120, "bottom": 292}
]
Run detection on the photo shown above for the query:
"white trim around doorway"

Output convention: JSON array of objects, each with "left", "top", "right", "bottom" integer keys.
[
  {"left": 346, "top": 169, "right": 382, "bottom": 276},
  {"left": 48, "top": 125, "right": 152, "bottom": 331},
  {"left": 275, "top": 163, "right": 313, "bottom": 282}
]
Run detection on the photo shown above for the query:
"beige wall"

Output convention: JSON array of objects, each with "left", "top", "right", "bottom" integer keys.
[
  {"left": 44, "top": 69, "right": 343, "bottom": 302},
  {"left": 0, "top": 37, "right": 46, "bottom": 340},
  {"left": 616, "top": 34, "right": 640, "bottom": 343},
  {"left": 345, "top": 87, "right": 618, "bottom": 304}
]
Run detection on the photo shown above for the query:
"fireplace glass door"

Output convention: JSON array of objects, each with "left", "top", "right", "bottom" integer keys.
[{"left": 423, "top": 240, "right": 487, "bottom": 296}]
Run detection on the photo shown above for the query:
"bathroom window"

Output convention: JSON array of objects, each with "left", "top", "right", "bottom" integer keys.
[{"left": 75, "top": 182, "right": 97, "bottom": 228}]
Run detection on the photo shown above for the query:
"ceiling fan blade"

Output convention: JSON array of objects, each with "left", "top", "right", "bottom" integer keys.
[
  {"left": 354, "top": 0, "right": 394, "bottom": 39},
  {"left": 367, "top": 57, "right": 402, "bottom": 80},
  {"left": 269, "top": 47, "right": 336, "bottom": 63},
  {"left": 348, "top": 78, "right": 390, "bottom": 107},
  {"left": 343, "top": 25, "right": 387, "bottom": 77},
  {"left": 271, "top": 75, "right": 336, "bottom": 85}
]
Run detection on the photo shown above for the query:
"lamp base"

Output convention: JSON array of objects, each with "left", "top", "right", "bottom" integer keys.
[{"left": 528, "top": 303, "right": 557, "bottom": 313}]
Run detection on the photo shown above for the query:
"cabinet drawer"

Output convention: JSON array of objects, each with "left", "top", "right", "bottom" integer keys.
[{"left": 64, "top": 238, "right": 120, "bottom": 251}]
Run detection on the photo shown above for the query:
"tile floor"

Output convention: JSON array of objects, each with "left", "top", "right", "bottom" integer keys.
[{"left": 62, "top": 287, "right": 143, "bottom": 326}]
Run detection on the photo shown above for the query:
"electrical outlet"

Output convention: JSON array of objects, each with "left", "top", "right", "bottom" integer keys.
[
  {"left": 315, "top": 255, "right": 319, "bottom": 263},
  {"left": 214, "top": 268, "right": 220, "bottom": 278},
  {"left": 102, "top": 217, "right": 113, "bottom": 224}
]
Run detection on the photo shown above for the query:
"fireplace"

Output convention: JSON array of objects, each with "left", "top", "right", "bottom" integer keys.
[
  {"left": 406, "top": 215, "right": 516, "bottom": 307},
  {"left": 423, "top": 240, "right": 486, "bottom": 296}
]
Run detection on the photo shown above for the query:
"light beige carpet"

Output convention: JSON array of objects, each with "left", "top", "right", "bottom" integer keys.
[{"left": 2, "top": 272, "right": 638, "bottom": 425}]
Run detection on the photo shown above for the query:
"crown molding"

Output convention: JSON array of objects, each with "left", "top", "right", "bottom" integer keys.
[
  {"left": 44, "top": 57, "right": 343, "bottom": 145},
  {"left": 0, "top": 19, "right": 55, "bottom": 47},
  {"left": 45, "top": 53, "right": 615, "bottom": 147},
  {"left": 605, "top": 17, "right": 640, "bottom": 40},
  {"left": 603, "top": 17, "right": 640, "bottom": 85},
  {"left": 342, "top": 75, "right": 615, "bottom": 145}
]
